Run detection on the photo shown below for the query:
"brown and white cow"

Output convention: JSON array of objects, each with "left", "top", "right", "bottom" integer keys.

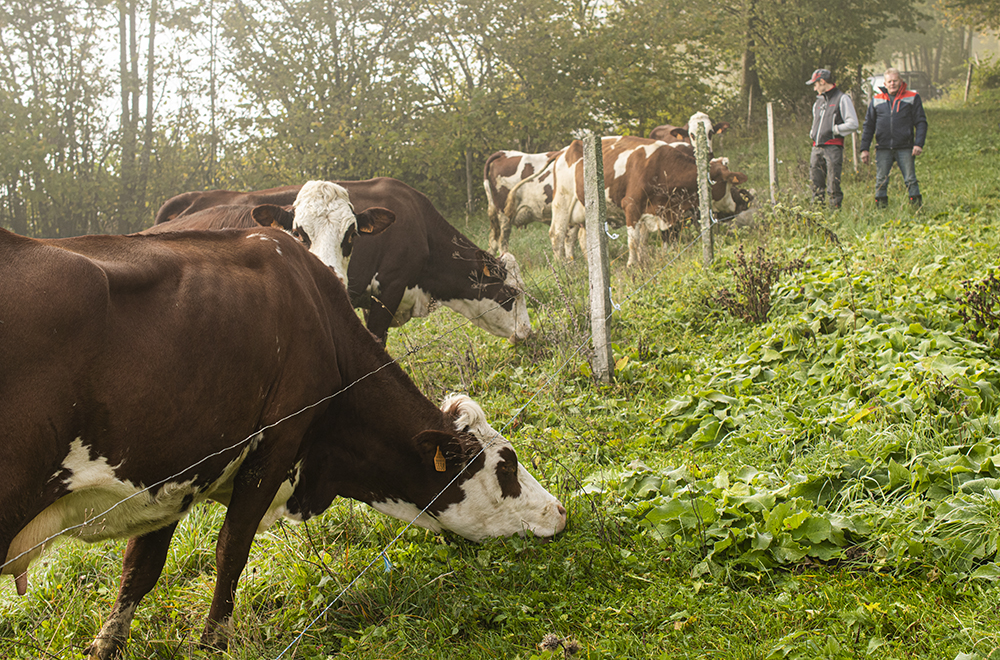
[
  {"left": 0, "top": 226, "right": 565, "bottom": 659},
  {"left": 648, "top": 111, "right": 731, "bottom": 146},
  {"left": 154, "top": 178, "right": 531, "bottom": 344},
  {"left": 144, "top": 180, "right": 395, "bottom": 286},
  {"left": 546, "top": 136, "right": 749, "bottom": 267},
  {"left": 483, "top": 149, "right": 565, "bottom": 255}
]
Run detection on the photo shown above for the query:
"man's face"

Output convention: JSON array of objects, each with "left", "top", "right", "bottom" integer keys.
[
  {"left": 813, "top": 79, "right": 833, "bottom": 95},
  {"left": 884, "top": 73, "right": 901, "bottom": 94}
]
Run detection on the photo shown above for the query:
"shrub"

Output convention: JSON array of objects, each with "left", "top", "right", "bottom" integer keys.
[
  {"left": 713, "top": 245, "right": 803, "bottom": 324},
  {"left": 958, "top": 270, "right": 1000, "bottom": 350}
]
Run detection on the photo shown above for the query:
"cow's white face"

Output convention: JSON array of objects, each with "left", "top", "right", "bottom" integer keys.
[
  {"left": 370, "top": 395, "right": 566, "bottom": 541},
  {"left": 292, "top": 181, "right": 359, "bottom": 285},
  {"left": 443, "top": 252, "right": 531, "bottom": 343}
]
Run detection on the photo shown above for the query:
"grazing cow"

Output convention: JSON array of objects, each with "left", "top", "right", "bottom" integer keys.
[
  {"left": 144, "top": 180, "right": 395, "bottom": 285},
  {"left": 541, "top": 136, "right": 749, "bottom": 267},
  {"left": 0, "top": 226, "right": 566, "bottom": 659},
  {"left": 648, "top": 111, "right": 731, "bottom": 145},
  {"left": 483, "top": 149, "right": 565, "bottom": 255},
  {"left": 154, "top": 178, "right": 531, "bottom": 344}
]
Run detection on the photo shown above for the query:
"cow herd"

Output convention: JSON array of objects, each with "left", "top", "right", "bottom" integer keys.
[
  {"left": 0, "top": 111, "right": 751, "bottom": 658},
  {"left": 484, "top": 112, "right": 753, "bottom": 267}
]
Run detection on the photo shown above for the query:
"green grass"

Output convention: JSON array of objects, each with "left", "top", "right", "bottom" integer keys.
[{"left": 4, "top": 96, "right": 1000, "bottom": 659}]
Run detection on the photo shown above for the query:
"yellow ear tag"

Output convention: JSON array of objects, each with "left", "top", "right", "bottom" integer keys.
[{"left": 434, "top": 446, "right": 447, "bottom": 472}]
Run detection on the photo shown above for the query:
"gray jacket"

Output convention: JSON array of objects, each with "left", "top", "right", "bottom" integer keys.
[{"left": 810, "top": 86, "right": 859, "bottom": 147}]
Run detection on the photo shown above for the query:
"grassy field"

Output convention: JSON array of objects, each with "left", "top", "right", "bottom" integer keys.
[{"left": 3, "top": 92, "right": 1000, "bottom": 659}]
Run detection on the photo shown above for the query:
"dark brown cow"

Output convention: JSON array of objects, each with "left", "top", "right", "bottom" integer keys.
[
  {"left": 0, "top": 226, "right": 565, "bottom": 659},
  {"left": 546, "top": 136, "right": 749, "bottom": 266},
  {"left": 648, "top": 111, "right": 731, "bottom": 145},
  {"left": 145, "top": 180, "right": 395, "bottom": 286},
  {"left": 483, "top": 149, "right": 565, "bottom": 255},
  {"left": 154, "top": 178, "right": 531, "bottom": 344}
]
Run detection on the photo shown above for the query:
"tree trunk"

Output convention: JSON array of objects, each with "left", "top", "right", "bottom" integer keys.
[
  {"left": 740, "top": 0, "right": 762, "bottom": 124},
  {"left": 138, "top": 0, "right": 157, "bottom": 227},
  {"left": 118, "top": 0, "right": 139, "bottom": 234}
]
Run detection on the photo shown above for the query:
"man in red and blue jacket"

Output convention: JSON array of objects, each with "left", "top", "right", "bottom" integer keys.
[{"left": 860, "top": 68, "right": 928, "bottom": 209}]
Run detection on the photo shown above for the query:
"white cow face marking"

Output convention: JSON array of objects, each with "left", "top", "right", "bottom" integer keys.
[
  {"left": 429, "top": 395, "right": 566, "bottom": 541},
  {"left": 292, "top": 180, "right": 359, "bottom": 285},
  {"left": 443, "top": 253, "right": 530, "bottom": 342}
]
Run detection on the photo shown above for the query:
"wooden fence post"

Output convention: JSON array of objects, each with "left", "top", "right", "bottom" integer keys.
[
  {"left": 767, "top": 102, "right": 777, "bottom": 204},
  {"left": 583, "top": 131, "right": 613, "bottom": 384},
  {"left": 965, "top": 60, "right": 975, "bottom": 102},
  {"left": 692, "top": 122, "right": 713, "bottom": 266}
]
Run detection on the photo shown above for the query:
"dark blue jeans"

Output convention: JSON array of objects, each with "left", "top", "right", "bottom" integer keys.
[
  {"left": 810, "top": 145, "right": 844, "bottom": 208},
  {"left": 875, "top": 148, "right": 921, "bottom": 200}
]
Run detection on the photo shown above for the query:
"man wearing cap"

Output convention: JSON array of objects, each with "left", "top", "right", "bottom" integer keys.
[
  {"left": 807, "top": 68, "right": 859, "bottom": 209},
  {"left": 860, "top": 68, "right": 927, "bottom": 209}
]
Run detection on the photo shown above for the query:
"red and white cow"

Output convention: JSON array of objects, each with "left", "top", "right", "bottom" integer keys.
[
  {"left": 144, "top": 180, "right": 395, "bottom": 285},
  {"left": 648, "top": 111, "right": 731, "bottom": 146},
  {"left": 0, "top": 225, "right": 565, "bottom": 659},
  {"left": 483, "top": 149, "right": 566, "bottom": 255},
  {"left": 154, "top": 178, "right": 531, "bottom": 344},
  {"left": 546, "top": 136, "right": 749, "bottom": 267}
]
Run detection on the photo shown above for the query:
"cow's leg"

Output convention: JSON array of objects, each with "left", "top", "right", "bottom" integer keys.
[
  {"left": 200, "top": 445, "right": 297, "bottom": 651},
  {"left": 487, "top": 206, "right": 501, "bottom": 254},
  {"left": 86, "top": 523, "right": 178, "bottom": 660},
  {"left": 499, "top": 213, "right": 513, "bottom": 254},
  {"left": 365, "top": 288, "right": 405, "bottom": 344}
]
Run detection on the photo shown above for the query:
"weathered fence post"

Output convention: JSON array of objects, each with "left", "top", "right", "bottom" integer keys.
[
  {"left": 583, "top": 131, "right": 613, "bottom": 384},
  {"left": 965, "top": 60, "right": 975, "bottom": 102},
  {"left": 692, "top": 122, "right": 713, "bottom": 266},
  {"left": 767, "top": 101, "right": 777, "bottom": 204}
]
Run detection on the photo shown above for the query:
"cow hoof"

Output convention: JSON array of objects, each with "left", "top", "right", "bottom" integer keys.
[
  {"left": 200, "top": 619, "right": 233, "bottom": 652},
  {"left": 84, "top": 636, "right": 125, "bottom": 660}
]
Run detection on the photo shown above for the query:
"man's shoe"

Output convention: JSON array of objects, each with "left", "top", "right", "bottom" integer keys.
[
  {"left": 875, "top": 197, "right": 888, "bottom": 209},
  {"left": 910, "top": 195, "right": 923, "bottom": 209}
]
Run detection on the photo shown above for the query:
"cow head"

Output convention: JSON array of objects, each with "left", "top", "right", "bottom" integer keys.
[
  {"left": 263, "top": 181, "right": 395, "bottom": 286},
  {"left": 372, "top": 394, "right": 566, "bottom": 541},
  {"left": 708, "top": 157, "right": 750, "bottom": 217},
  {"left": 444, "top": 251, "right": 531, "bottom": 343}
]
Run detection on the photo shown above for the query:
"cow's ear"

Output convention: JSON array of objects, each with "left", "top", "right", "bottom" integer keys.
[
  {"left": 481, "top": 256, "right": 506, "bottom": 280},
  {"left": 252, "top": 204, "right": 295, "bottom": 231},
  {"left": 414, "top": 430, "right": 463, "bottom": 473},
  {"left": 356, "top": 207, "right": 395, "bottom": 235},
  {"left": 671, "top": 127, "right": 689, "bottom": 140},
  {"left": 726, "top": 171, "right": 749, "bottom": 184},
  {"left": 713, "top": 122, "right": 731, "bottom": 136}
]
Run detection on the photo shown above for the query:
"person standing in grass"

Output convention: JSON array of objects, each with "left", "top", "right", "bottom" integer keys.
[
  {"left": 807, "top": 68, "right": 859, "bottom": 210},
  {"left": 860, "top": 67, "right": 928, "bottom": 209}
]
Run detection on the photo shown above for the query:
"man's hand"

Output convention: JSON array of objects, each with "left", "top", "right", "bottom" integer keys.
[
  {"left": 861, "top": 150, "right": 870, "bottom": 165},
  {"left": 912, "top": 145, "right": 923, "bottom": 157}
]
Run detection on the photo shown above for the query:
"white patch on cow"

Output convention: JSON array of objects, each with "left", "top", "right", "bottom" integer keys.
[
  {"left": 292, "top": 180, "right": 358, "bottom": 285},
  {"left": 246, "top": 232, "right": 283, "bottom": 255},
  {"left": 2, "top": 434, "right": 297, "bottom": 581},
  {"left": 688, "top": 111, "right": 714, "bottom": 140},
  {"left": 429, "top": 395, "right": 566, "bottom": 542},
  {"left": 369, "top": 499, "right": 445, "bottom": 532},
  {"left": 392, "top": 285, "right": 434, "bottom": 326}
]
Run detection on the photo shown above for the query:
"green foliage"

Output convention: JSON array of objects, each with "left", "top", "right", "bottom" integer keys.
[
  {"left": 972, "top": 55, "right": 1000, "bottom": 90},
  {"left": 6, "top": 97, "right": 1000, "bottom": 660}
]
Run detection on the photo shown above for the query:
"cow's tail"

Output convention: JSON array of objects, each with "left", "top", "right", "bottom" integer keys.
[{"left": 501, "top": 151, "right": 561, "bottom": 220}]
